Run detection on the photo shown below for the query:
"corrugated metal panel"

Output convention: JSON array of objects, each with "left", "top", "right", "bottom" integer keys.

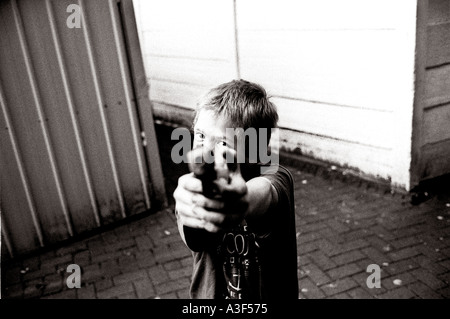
[{"left": 0, "top": 0, "right": 166, "bottom": 257}]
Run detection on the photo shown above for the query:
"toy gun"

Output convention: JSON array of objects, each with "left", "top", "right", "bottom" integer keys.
[{"left": 187, "top": 146, "right": 236, "bottom": 199}]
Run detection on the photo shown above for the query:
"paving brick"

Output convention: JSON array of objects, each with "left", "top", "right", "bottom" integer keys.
[
  {"left": 134, "top": 276, "right": 156, "bottom": 299},
  {"left": 301, "top": 263, "right": 331, "bottom": 286},
  {"left": 297, "top": 221, "right": 328, "bottom": 234},
  {"left": 298, "top": 277, "right": 326, "bottom": 299},
  {"left": 95, "top": 278, "right": 113, "bottom": 293},
  {"left": 320, "top": 278, "right": 359, "bottom": 296},
  {"left": 377, "top": 286, "right": 416, "bottom": 299},
  {"left": 327, "top": 292, "right": 352, "bottom": 299},
  {"left": 136, "top": 250, "right": 157, "bottom": 269},
  {"left": 77, "top": 284, "right": 96, "bottom": 299},
  {"left": 297, "top": 254, "right": 311, "bottom": 267},
  {"left": 74, "top": 250, "right": 91, "bottom": 266},
  {"left": 180, "top": 256, "right": 193, "bottom": 267},
  {"left": 328, "top": 263, "right": 362, "bottom": 280},
  {"left": 440, "top": 246, "right": 450, "bottom": 258},
  {"left": 152, "top": 246, "right": 177, "bottom": 264},
  {"left": 21, "top": 256, "right": 40, "bottom": 272},
  {"left": 168, "top": 241, "right": 192, "bottom": 258},
  {"left": 147, "top": 265, "right": 170, "bottom": 286},
  {"left": 390, "top": 236, "right": 424, "bottom": 250},
  {"left": 437, "top": 271, "right": 450, "bottom": 285},
  {"left": 388, "top": 247, "right": 421, "bottom": 262},
  {"left": 118, "top": 253, "right": 138, "bottom": 272},
  {"left": 101, "top": 232, "right": 119, "bottom": 245},
  {"left": 100, "top": 260, "right": 121, "bottom": 278},
  {"left": 135, "top": 235, "right": 154, "bottom": 251},
  {"left": 97, "top": 283, "right": 134, "bottom": 299},
  {"left": 417, "top": 244, "right": 446, "bottom": 262},
  {"left": 163, "top": 260, "right": 182, "bottom": 271},
  {"left": 41, "top": 289, "right": 76, "bottom": 299},
  {"left": 351, "top": 271, "right": 387, "bottom": 295},
  {"left": 87, "top": 238, "right": 106, "bottom": 256},
  {"left": 369, "top": 225, "right": 396, "bottom": 241},
  {"left": 361, "top": 247, "right": 391, "bottom": 265},
  {"left": 347, "top": 287, "right": 375, "bottom": 299},
  {"left": 55, "top": 242, "right": 87, "bottom": 256},
  {"left": 413, "top": 255, "right": 448, "bottom": 275},
  {"left": 296, "top": 231, "right": 322, "bottom": 245},
  {"left": 42, "top": 273, "right": 63, "bottom": 295},
  {"left": 167, "top": 266, "right": 192, "bottom": 281},
  {"left": 439, "top": 259, "right": 450, "bottom": 271},
  {"left": 3, "top": 283, "right": 24, "bottom": 299},
  {"left": 436, "top": 286, "right": 450, "bottom": 298},
  {"left": 114, "top": 225, "right": 134, "bottom": 241},
  {"left": 308, "top": 250, "right": 336, "bottom": 271},
  {"left": 365, "top": 235, "right": 391, "bottom": 252},
  {"left": 383, "top": 259, "right": 419, "bottom": 276},
  {"left": 23, "top": 278, "right": 45, "bottom": 298},
  {"left": 81, "top": 263, "right": 103, "bottom": 284},
  {"left": 159, "top": 292, "right": 178, "bottom": 299},
  {"left": 38, "top": 262, "right": 57, "bottom": 277},
  {"left": 155, "top": 277, "right": 190, "bottom": 296},
  {"left": 340, "top": 239, "right": 371, "bottom": 254},
  {"left": 90, "top": 250, "right": 123, "bottom": 264},
  {"left": 332, "top": 250, "right": 366, "bottom": 266},
  {"left": 408, "top": 281, "right": 444, "bottom": 299},
  {"left": 411, "top": 269, "right": 447, "bottom": 290},
  {"left": 22, "top": 269, "right": 45, "bottom": 282},
  {"left": 176, "top": 287, "right": 190, "bottom": 299},
  {"left": 381, "top": 272, "right": 418, "bottom": 290},
  {"left": 116, "top": 291, "right": 137, "bottom": 299},
  {"left": 340, "top": 229, "right": 371, "bottom": 242},
  {"left": 104, "top": 238, "right": 136, "bottom": 253},
  {"left": 113, "top": 269, "right": 147, "bottom": 286}
]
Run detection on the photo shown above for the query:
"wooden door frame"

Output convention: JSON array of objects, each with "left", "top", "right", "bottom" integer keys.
[
  {"left": 116, "top": 0, "right": 168, "bottom": 209},
  {"left": 410, "top": 0, "right": 428, "bottom": 190}
]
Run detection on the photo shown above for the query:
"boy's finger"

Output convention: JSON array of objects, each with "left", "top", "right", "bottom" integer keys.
[
  {"left": 194, "top": 207, "right": 243, "bottom": 229},
  {"left": 173, "top": 184, "right": 198, "bottom": 208},
  {"left": 177, "top": 173, "right": 203, "bottom": 193},
  {"left": 178, "top": 214, "right": 206, "bottom": 229},
  {"left": 203, "top": 222, "right": 221, "bottom": 233},
  {"left": 191, "top": 193, "right": 224, "bottom": 210},
  {"left": 175, "top": 200, "right": 202, "bottom": 219},
  {"left": 193, "top": 207, "right": 226, "bottom": 225}
]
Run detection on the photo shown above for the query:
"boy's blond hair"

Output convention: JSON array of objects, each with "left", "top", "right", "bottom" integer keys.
[{"left": 193, "top": 79, "right": 279, "bottom": 144}]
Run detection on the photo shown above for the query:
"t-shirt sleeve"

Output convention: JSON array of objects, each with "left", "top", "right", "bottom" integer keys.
[{"left": 261, "top": 165, "right": 295, "bottom": 215}]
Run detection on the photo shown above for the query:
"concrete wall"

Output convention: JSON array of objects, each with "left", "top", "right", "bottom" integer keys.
[{"left": 133, "top": 0, "right": 418, "bottom": 190}]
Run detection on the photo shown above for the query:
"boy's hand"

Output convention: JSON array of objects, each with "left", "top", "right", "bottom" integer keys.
[{"left": 174, "top": 171, "right": 248, "bottom": 233}]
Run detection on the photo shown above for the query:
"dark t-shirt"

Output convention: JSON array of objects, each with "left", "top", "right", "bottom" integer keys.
[{"left": 176, "top": 164, "right": 298, "bottom": 299}]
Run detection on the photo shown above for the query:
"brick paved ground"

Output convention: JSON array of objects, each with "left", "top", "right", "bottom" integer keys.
[{"left": 2, "top": 125, "right": 450, "bottom": 299}]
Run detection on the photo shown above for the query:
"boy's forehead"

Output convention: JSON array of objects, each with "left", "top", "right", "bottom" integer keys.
[{"left": 194, "top": 109, "right": 232, "bottom": 132}]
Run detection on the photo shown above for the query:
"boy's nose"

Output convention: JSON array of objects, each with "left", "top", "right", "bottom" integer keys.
[{"left": 203, "top": 139, "right": 216, "bottom": 155}]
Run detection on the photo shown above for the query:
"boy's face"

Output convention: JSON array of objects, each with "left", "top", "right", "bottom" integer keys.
[{"left": 193, "top": 109, "right": 233, "bottom": 153}]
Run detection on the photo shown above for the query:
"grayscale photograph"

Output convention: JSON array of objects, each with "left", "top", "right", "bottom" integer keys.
[{"left": 0, "top": 0, "right": 449, "bottom": 306}]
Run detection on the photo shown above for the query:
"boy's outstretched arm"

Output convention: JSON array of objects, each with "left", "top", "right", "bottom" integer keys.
[{"left": 241, "top": 176, "right": 279, "bottom": 233}]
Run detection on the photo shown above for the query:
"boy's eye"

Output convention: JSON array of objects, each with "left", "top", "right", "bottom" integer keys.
[
  {"left": 218, "top": 140, "right": 228, "bottom": 147},
  {"left": 195, "top": 132, "right": 205, "bottom": 139}
]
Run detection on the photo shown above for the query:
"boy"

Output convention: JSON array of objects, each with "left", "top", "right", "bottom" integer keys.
[{"left": 173, "top": 79, "right": 298, "bottom": 299}]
